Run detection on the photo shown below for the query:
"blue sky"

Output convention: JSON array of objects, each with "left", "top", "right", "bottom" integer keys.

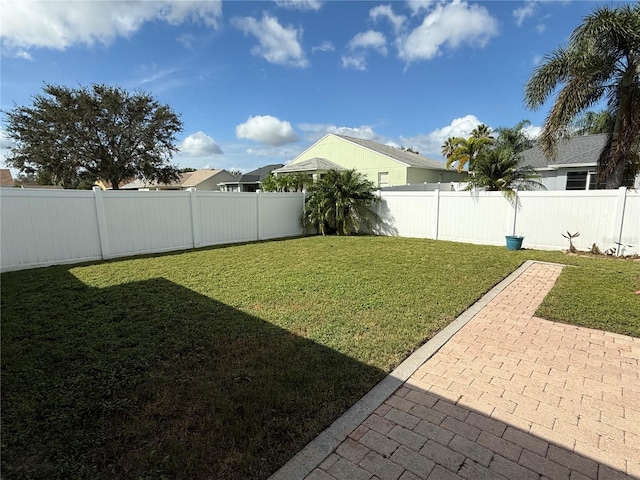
[{"left": 0, "top": 0, "right": 628, "bottom": 174}]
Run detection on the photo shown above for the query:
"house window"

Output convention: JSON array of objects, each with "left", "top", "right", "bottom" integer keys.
[
  {"left": 566, "top": 171, "right": 588, "bottom": 190},
  {"left": 566, "top": 171, "right": 602, "bottom": 190},
  {"left": 378, "top": 172, "right": 389, "bottom": 187}
]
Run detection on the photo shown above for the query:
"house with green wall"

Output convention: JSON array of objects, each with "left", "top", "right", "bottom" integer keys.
[{"left": 273, "top": 134, "right": 465, "bottom": 187}]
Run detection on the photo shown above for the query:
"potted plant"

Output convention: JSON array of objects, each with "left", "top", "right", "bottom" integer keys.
[{"left": 505, "top": 235, "right": 524, "bottom": 250}]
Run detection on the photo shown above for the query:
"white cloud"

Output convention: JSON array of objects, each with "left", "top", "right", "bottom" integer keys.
[
  {"left": 370, "top": 5, "right": 406, "bottom": 33},
  {"left": 236, "top": 115, "right": 299, "bottom": 146},
  {"left": 341, "top": 54, "right": 367, "bottom": 71},
  {"left": 298, "top": 123, "right": 379, "bottom": 142},
  {"left": 0, "top": 1, "right": 222, "bottom": 55},
  {"left": 399, "top": 115, "right": 486, "bottom": 158},
  {"left": 513, "top": 0, "right": 538, "bottom": 27},
  {"left": 1, "top": 128, "right": 15, "bottom": 163},
  {"left": 523, "top": 124, "right": 542, "bottom": 139},
  {"left": 180, "top": 132, "right": 223, "bottom": 156},
  {"left": 536, "top": 24, "right": 546, "bottom": 34},
  {"left": 342, "top": 30, "right": 387, "bottom": 70},
  {"left": 231, "top": 14, "right": 308, "bottom": 68},
  {"left": 407, "top": 0, "right": 436, "bottom": 15},
  {"left": 348, "top": 30, "right": 387, "bottom": 55},
  {"left": 397, "top": 1, "right": 498, "bottom": 64},
  {"left": 274, "top": 0, "right": 323, "bottom": 11},
  {"left": 312, "top": 41, "right": 334, "bottom": 53},
  {"left": 177, "top": 33, "right": 196, "bottom": 49}
]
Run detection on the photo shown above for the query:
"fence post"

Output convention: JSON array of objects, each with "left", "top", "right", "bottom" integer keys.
[
  {"left": 256, "top": 191, "right": 261, "bottom": 241},
  {"left": 187, "top": 187, "right": 199, "bottom": 249},
  {"left": 432, "top": 188, "right": 440, "bottom": 240},
  {"left": 613, "top": 187, "right": 628, "bottom": 255},
  {"left": 92, "top": 186, "right": 110, "bottom": 260}
]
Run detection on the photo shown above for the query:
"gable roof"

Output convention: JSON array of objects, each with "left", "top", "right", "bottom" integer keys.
[
  {"left": 120, "top": 169, "right": 228, "bottom": 189},
  {"left": 273, "top": 157, "right": 344, "bottom": 174},
  {"left": 237, "top": 164, "right": 284, "bottom": 183},
  {"left": 181, "top": 169, "right": 226, "bottom": 187},
  {"left": 335, "top": 134, "right": 450, "bottom": 171},
  {"left": 520, "top": 134, "right": 608, "bottom": 169},
  {"left": 0, "top": 169, "right": 14, "bottom": 187}
]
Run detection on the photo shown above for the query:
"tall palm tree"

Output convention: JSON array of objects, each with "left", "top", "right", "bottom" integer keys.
[
  {"left": 302, "top": 169, "right": 380, "bottom": 235},
  {"left": 441, "top": 137, "right": 458, "bottom": 159},
  {"left": 470, "top": 124, "right": 493, "bottom": 140},
  {"left": 444, "top": 135, "right": 494, "bottom": 172},
  {"left": 524, "top": 3, "right": 640, "bottom": 188},
  {"left": 462, "top": 147, "right": 546, "bottom": 200},
  {"left": 443, "top": 124, "right": 494, "bottom": 172}
]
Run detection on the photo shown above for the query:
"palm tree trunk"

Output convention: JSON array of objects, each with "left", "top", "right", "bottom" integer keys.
[{"left": 606, "top": 66, "right": 637, "bottom": 189}]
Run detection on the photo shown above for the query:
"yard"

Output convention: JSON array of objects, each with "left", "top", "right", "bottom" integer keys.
[{"left": 1, "top": 236, "right": 639, "bottom": 479}]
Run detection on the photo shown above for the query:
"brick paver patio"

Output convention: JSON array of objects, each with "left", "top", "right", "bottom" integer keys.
[{"left": 280, "top": 262, "right": 640, "bottom": 480}]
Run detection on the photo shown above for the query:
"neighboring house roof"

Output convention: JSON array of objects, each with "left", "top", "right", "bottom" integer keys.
[
  {"left": 120, "top": 169, "right": 229, "bottom": 189},
  {"left": 19, "top": 184, "right": 64, "bottom": 189},
  {"left": 95, "top": 178, "right": 136, "bottom": 190},
  {"left": 0, "top": 169, "right": 14, "bottom": 187},
  {"left": 273, "top": 157, "right": 344, "bottom": 174},
  {"left": 335, "top": 134, "right": 451, "bottom": 171},
  {"left": 181, "top": 169, "right": 226, "bottom": 188},
  {"left": 232, "top": 164, "right": 284, "bottom": 184},
  {"left": 520, "top": 134, "right": 608, "bottom": 169}
]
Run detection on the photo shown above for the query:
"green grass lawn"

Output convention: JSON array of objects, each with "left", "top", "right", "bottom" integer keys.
[{"left": 2, "top": 236, "right": 638, "bottom": 479}]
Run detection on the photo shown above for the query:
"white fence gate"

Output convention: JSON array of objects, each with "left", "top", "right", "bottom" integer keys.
[{"left": 1, "top": 188, "right": 305, "bottom": 272}]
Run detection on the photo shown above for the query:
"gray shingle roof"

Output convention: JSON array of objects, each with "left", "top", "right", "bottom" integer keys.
[
  {"left": 238, "top": 164, "right": 284, "bottom": 183},
  {"left": 336, "top": 135, "right": 450, "bottom": 171},
  {"left": 273, "top": 157, "right": 344, "bottom": 173},
  {"left": 520, "top": 134, "right": 608, "bottom": 168}
]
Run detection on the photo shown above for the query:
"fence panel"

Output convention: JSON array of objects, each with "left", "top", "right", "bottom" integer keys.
[
  {"left": 377, "top": 191, "right": 434, "bottom": 238},
  {"left": 376, "top": 188, "right": 638, "bottom": 254},
  {"left": 100, "top": 190, "right": 193, "bottom": 258},
  {"left": 620, "top": 191, "right": 640, "bottom": 254},
  {"left": 516, "top": 190, "right": 620, "bottom": 252},
  {"left": 438, "top": 192, "right": 511, "bottom": 245},
  {"left": 195, "top": 192, "right": 258, "bottom": 247},
  {"left": 258, "top": 193, "right": 305, "bottom": 240},
  {"left": 0, "top": 189, "right": 102, "bottom": 271}
]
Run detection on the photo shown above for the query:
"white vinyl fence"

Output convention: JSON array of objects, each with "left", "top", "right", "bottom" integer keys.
[
  {"left": 1, "top": 188, "right": 305, "bottom": 272},
  {"left": 2, "top": 186, "right": 638, "bottom": 273},
  {"left": 376, "top": 187, "right": 640, "bottom": 255}
]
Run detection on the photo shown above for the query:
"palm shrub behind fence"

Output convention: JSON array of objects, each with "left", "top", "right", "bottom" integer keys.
[{"left": 302, "top": 169, "right": 381, "bottom": 235}]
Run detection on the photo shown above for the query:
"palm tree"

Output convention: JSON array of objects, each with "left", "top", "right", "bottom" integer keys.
[
  {"left": 470, "top": 124, "right": 493, "bottom": 140},
  {"left": 494, "top": 120, "right": 535, "bottom": 155},
  {"left": 444, "top": 135, "right": 494, "bottom": 172},
  {"left": 442, "top": 124, "right": 494, "bottom": 172},
  {"left": 302, "top": 169, "right": 380, "bottom": 235},
  {"left": 572, "top": 110, "right": 616, "bottom": 136},
  {"left": 524, "top": 3, "right": 640, "bottom": 188},
  {"left": 441, "top": 137, "right": 458, "bottom": 158},
  {"left": 462, "top": 147, "right": 546, "bottom": 200}
]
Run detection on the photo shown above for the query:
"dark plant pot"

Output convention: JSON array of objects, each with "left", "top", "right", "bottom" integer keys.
[{"left": 505, "top": 235, "right": 524, "bottom": 251}]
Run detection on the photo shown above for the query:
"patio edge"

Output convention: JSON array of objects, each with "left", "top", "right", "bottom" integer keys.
[{"left": 269, "top": 259, "right": 549, "bottom": 480}]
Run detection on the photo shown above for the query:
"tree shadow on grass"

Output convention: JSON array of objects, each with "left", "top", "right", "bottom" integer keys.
[{"left": 1, "top": 268, "right": 385, "bottom": 479}]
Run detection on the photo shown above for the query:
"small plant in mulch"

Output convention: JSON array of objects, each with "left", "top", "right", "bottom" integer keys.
[{"left": 562, "top": 231, "right": 580, "bottom": 253}]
